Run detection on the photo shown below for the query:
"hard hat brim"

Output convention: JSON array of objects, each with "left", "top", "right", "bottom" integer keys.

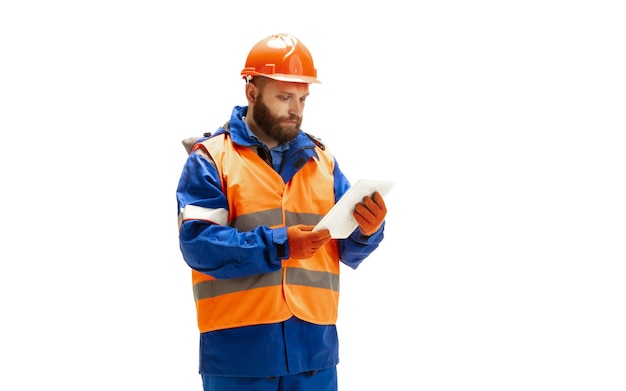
[{"left": 242, "top": 71, "right": 321, "bottom": 84}]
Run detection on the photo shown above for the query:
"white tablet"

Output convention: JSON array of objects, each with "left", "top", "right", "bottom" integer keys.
[{"left": 313, "top": 179, "right": 396, "bottom": 239}]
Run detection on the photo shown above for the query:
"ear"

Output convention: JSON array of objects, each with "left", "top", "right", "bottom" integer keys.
[{"left": 245, "top": 83, "right": 258, "bottom": 104}]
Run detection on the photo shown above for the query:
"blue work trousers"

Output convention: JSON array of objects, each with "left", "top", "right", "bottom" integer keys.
[{"left": 201, "top": 366, "right": 337, "bottom": 391}]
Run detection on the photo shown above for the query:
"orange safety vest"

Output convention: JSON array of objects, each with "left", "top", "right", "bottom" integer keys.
[{"left": 190, "top": 134, "right": 340, "bottom": 333}]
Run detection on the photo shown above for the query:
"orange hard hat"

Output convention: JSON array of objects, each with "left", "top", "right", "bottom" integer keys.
[{"left": 241, "top": 33, "right": 320, "bottom": 84}]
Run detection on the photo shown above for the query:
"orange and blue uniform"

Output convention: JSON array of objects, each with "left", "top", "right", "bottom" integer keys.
[{"left": 176, "top": 105, "right": 385, "bottom": 377}]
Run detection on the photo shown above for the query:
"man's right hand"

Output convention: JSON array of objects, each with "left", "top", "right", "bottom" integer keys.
[{"left": 287, "top": 225, "right": 331, "bottom": 259}]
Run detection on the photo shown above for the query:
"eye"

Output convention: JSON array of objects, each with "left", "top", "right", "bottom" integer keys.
[{"left": 278, "top": 95, "right": 290, "bottom": 101}]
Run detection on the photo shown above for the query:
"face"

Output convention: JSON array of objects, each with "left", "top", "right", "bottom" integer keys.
[{"left": 251, "top": 79, "right": 309, "bottom": 144}]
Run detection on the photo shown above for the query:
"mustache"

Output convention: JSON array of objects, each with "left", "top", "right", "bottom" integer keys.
[{"left": 283, "top": 114, "right": 302, "bottom": 122}]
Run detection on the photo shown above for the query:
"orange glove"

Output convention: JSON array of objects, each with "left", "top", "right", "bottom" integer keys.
[
  {"left": 287, "top": 225, "right": 332, "bottom": 259},
  {"left": 353, "top": 191, "right": 387, "bottom": 236}
]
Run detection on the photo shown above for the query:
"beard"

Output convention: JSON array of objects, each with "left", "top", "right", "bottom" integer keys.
[{"left": 253, "top": 94, "right": 302, "bottom": 144}]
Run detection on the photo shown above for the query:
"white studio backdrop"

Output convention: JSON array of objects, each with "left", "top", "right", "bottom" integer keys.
[{"left": 1, "top": 1, "right": 625, "bottom": 390}]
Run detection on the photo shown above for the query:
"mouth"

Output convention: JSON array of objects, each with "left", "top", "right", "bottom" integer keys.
[{"left": 283, "top": 119, "right": 299, "bottom": 127}]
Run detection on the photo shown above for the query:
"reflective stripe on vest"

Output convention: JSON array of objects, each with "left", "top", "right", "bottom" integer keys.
[
  {"left": 193, "top": 268, "right": 339, "bottom": 300},
  {"left": 190, "top": 134, "right": 340, "bottom": 332}
]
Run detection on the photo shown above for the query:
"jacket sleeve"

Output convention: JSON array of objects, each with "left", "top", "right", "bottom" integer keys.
[
  {"left": 332, "top": 161, "right": 385, "bottom": 270},
  {"left": 176, "top": 152, "right": 287, "bottom": 279}
]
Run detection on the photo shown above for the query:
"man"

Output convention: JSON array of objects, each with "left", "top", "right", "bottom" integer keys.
[{"left": 176, "top": 33, "right": 388, "bottom": 391}]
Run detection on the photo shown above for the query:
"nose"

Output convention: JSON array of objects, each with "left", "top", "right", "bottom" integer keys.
[{"left": 289, "top": 99, "right": 304, "bottom": 117}]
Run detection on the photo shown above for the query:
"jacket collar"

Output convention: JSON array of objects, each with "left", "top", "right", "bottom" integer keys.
[{"left": 228, "top": 106, "right": 317, "bottom": 151}]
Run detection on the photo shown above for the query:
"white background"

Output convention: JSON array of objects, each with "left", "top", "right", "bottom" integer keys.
[{"left": 1, "top": 1, "right": 625, "bottom": 390}]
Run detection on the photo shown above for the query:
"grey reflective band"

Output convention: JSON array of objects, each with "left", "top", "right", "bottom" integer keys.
[
  {"left": 285, "top": 211, "right": 323, "bottom": 227},
  {"left": 231, "top": 208, "right": 283, "bottom": 231},
  {"left": 286, "top": 268, "right": 339, "bottom": 292},
  {"left": 193, "top": 268, "right": 339, "bottom": 301},
  {"left": 194, "top": 270, "right": 283, "bottom": 300},
  {"left": 231, "top": 209, "right": 325, "bottom": 231},
  {"left": 179, "top": 205, "right": 229, "bottom": 228}
]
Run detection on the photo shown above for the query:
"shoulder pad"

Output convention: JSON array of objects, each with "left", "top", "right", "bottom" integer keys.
[
  {"left": 183, "top": 122, "right": 231, "bottom": 155},
  {"left": 305, "top": 132, "right": 325, "bottom": 150},
  {"left": 182, "top": 136, "right": 204, "bottom": 155},
  {"left": 204, "top": 121, "right": 231, "bottom": 138}
]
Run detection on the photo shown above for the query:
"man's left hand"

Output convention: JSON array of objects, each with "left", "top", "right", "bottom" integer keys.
[{"left": 353, "top": 191, "right": 387, "bottom": 236}]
